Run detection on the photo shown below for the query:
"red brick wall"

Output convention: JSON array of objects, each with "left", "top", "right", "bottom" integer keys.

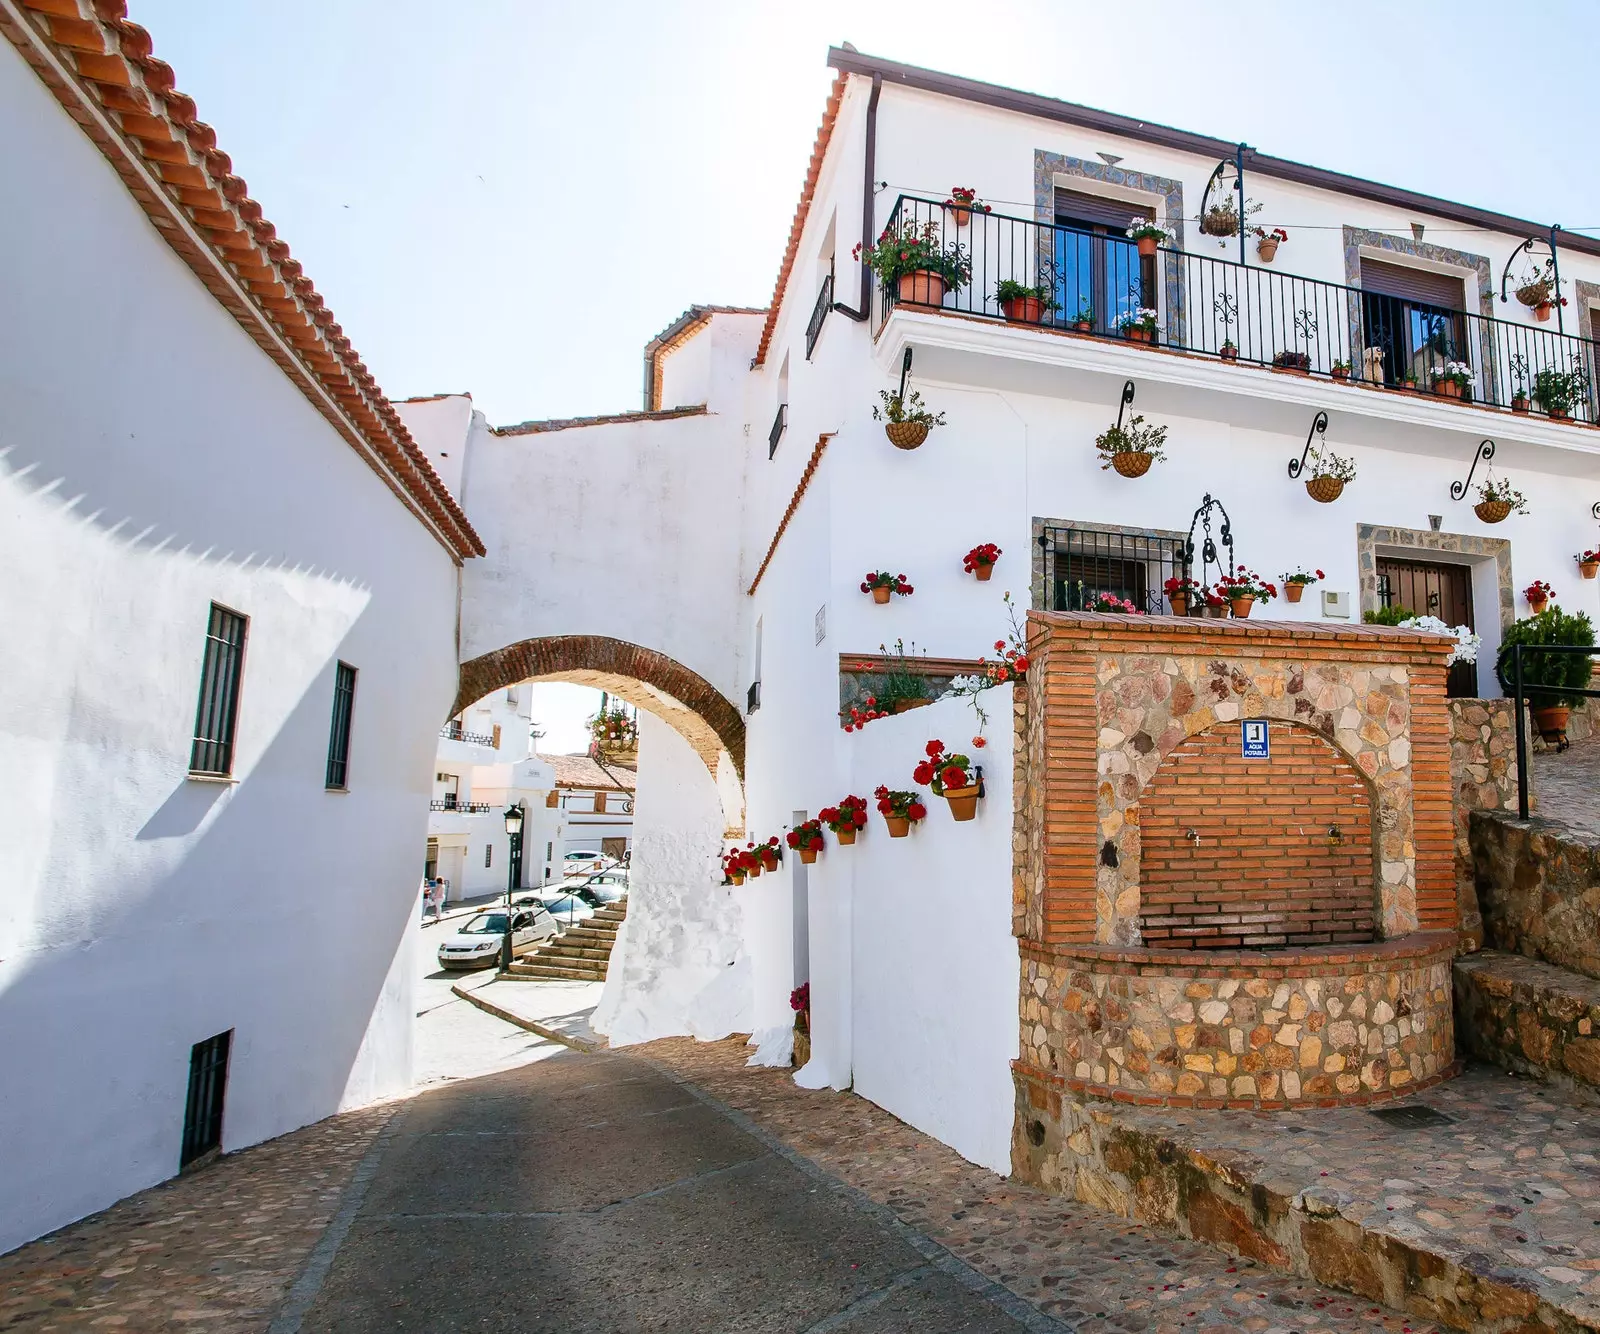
[{"left": 1138, "top": 722, "right": 1376, "bottom": 949}]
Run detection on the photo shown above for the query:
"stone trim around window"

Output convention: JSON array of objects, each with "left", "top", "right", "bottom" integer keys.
[
  {"left": 1030, "top": 516, "right": 1188, "bottom": 613},
  {"left": 1354, "top": 523, "right": 1513, "bottom": 632}
]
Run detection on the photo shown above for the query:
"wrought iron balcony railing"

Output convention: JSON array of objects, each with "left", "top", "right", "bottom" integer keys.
[
  {"left": 440, "top": 722, "right": 496, "bottom": 746},
  {"left": 806, "top": 271, "right": 833, "bottom": 359},
  {"left": 768, "top": 403, "right": 786, "bottom": 459},
  {"left": 880, "top": 195, "right": 1600, "bottom": 423},
  {"left": 429, "top": 798, "right": 494, "bottom": 813}
]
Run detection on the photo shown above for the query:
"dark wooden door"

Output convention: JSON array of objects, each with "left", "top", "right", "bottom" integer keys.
[{"left": 1376, "top": 557, "right": 1477, "bottom": 696}]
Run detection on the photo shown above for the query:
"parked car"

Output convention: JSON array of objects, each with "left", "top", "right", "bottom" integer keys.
[
  {"left": 541, "top": 891, "right": 599, "bottom": 928},
  {"left": 562, "top": 849, "right": 609, "bottom": 873},
  {"left": 436, "top": 905, "right": 556, "bottom": 970},
  {"left": 574, "top": 869, "right": 628, "bottom": 904}
]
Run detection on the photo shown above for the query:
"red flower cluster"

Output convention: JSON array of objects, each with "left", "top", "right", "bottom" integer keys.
[
  {"left": 985, "top": 637, "right": 1030, "bottom": 684},
  {"left": 962, "top": 542, "right": 1001, "bottom": 573},
  {"left": 790, "top": 981, "right": 810, "bottom": 1013},
  {"left": 722, "top": 847, "right": 757, "bottom": 880},
  {"left": 1215, "top": 566, "right": 1278, "bottom": 601},
  {"left": 912, "top": 739, "right": 974, "bottom": 795},
  {"left": 841, "top": 694, "right": 887, "bottom": 732},
  {"left": 1283, "top": 567, "right": 1325, "bottom": 587},
  {"left": 945, "top": 186, "right": 991, "bottom": 212},
  {"left": 786, "top": 819, "right": 825, "bottom": 853},
  {"left": 819, "top": 797, "right": 869, "bottom": 833},
  {"left": 1524, "top": 579, "right": 1556, "bottom": 601},
  {"left": 1163, "top": 575, "right": 1203, "bottom": 596},
  {"left": 1579, "top": 550, "right": 1600, "bottom": 566},
  {"left": 874, "top": 784, "right": 927, "bottom": 822},
  {"left": 861, "top": 571, "right": 913, "bottom": 596},
  {"left": 971, "top": 736, "right": 987, "bottom": 749}
]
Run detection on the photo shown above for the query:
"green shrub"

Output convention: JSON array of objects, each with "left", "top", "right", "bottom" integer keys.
[
  {"left": 1495, "top": 608, "right": 1596, "bottom": 705},
  {"left": 1363, "top": 604, "right": 1415, "bottom": 626}
]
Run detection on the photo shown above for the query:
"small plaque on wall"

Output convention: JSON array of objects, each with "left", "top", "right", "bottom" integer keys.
[{"left": 1241, "top": 719, "right": 1270, "bottom": 759}]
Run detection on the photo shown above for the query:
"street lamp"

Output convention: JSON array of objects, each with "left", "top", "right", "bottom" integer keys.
[{"left": 501, "top": 803, "right": 525, "bottom": 972}]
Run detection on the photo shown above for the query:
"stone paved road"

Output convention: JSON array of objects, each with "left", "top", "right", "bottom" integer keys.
[{"left": 1532, "top": 733, "right": 1600, "bottom": 835}]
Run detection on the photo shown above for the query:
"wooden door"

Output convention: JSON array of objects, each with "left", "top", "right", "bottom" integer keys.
[{"left": 1376, "top": 557, "right": 1477, "bottom": 696}]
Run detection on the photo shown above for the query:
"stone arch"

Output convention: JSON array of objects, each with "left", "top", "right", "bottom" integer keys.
[
  {"left": 453, "top": 635, "right": 745, "bottom": 784},
  {"left": 1131, "top": 719, "right": 1377, "bottom": 950}
]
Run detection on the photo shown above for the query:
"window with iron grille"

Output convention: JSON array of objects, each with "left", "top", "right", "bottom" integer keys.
[
  {"left": 1036, "top": 522, "right": 1188, "bottom": 615},
  {"left": 189, "top": 604, "right": 248, "bottom": 776},
  {"left": 806, "top": 268, "right": 834, "bottom": 359},
  {"left": 484, "top": 843, "right": 493, "bottom": 868},
  {"left": 325, "top": 662, "right": 357, "bottom": 789},
  {"left": 180, "top": 1029, "right": 232, "bottom": 1169}
]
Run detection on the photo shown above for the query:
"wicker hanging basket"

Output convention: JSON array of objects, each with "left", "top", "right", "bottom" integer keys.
[
  {"left": 1111, "top": 451, "right": 1154, "bottom": 478},
  {"left": 1475, "top": 499, "right": 1513, "bottom": 524},
  {"left": 885, "top": 420, "right": 930, "bottom": 450},
  {"left": 1305, "top": 475, "right": 1345, "bottom": 504}
]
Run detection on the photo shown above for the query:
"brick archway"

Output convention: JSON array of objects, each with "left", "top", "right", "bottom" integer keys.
[{"left": 453, "top": 635, "right": 745, "bottom": 781}]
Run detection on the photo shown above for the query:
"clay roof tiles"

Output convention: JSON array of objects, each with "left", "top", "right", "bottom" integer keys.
[
  {"left": 537, "top": 753, "right": 637, "bottom": 792},
  {"left": 2, "top": 0, "right": 483, "bottom": 560}
]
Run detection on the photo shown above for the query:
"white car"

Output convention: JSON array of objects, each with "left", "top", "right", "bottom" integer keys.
[
  {"left": 435, "top": 905, "right": 556, "bottom": 970},
  {"left": 562, "top": 850, "right": 610, "bottom": 873}
]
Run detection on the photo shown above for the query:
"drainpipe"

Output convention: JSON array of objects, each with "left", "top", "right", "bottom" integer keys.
[{"left": 831, "top": 71, "right": 881, "bottom": 323}]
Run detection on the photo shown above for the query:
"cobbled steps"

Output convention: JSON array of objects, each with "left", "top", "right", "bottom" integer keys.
[
  {"left": 504, "top": 898, "right": 625, "bottom": 982},
  {"left": 1455, "top": 948, "right": 1600, "bottom": 1096}
]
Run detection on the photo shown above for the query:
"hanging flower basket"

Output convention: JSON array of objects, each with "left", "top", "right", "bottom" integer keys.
[
  {"left": 875, "top": 387, "right": 944, "bottom": 450},
  {"left": 884, "top": 419, "right": 929, "bottom": 449},
  {"left": 1306, "top": 476, "right": 1345, "bottom": 504},
  {"left": 1475, "top": 500, "right": 1512, "bottom": 524},
  {"left": 1112, "top": 451, "right": 1154, "bottom": 478},
  {"left": 1096, "top": 416, "right": 1167, "bottom": 478}
]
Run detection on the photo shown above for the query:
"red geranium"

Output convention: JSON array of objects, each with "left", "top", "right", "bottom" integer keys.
[
  {"left": 914, "top": 740, "right": 975, "bottom": 795},
  {"left": 819, "top": 796, "right": 868, "bottom": 833},
  {"left": 861, "top": 570, "right": 914, "bottom": 597},
  {"left": 786, "top": 819, "right": 825, "bottom": 853},
  {"left": 790, "top": 982, "right": 810, "bottom": 1013},
  {"left": 962, "top": 542, "right": 1001, "bottom": 573},
  {"left": 874, "top": 784, "right": 926, "bottom": 823}
]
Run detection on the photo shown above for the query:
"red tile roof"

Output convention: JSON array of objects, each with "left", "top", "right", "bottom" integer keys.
[
  {"left": 538, "top": 753, "right": 637, "bottom": 792},
  {"left": 1, "top": 0, "right": 483, "bottom": 560},
  {"left": 494, "top": 406, "right": 707, "bottom": 437},
  {"left": 643, "top": 306, "right": 765, "bottom": 411},
  {"left": 751, "top": 71, "right": 846, "bottom": 368},
  {"left": 748, "top": 433, "right": 834, "bottom": 594}
]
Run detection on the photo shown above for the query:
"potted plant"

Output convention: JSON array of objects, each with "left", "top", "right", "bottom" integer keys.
[
  {"left": 758, "top": 836, "right": 781, "bottom": 872},
  {"left": 819, "top": 795, "right": 868, "bottom": 844},
  {"left": 1215, "top": 567, "right": 1277, "bottom": 618},
  {"left": 1163, "top": 576, "right": 1204, "bottom": 616},
  {"left": 874, "top": 785, "right": 926, "bottom": 838},
  {"left": 1095, "top": 413, "right": 1169, "bottom": 478},
  {"left": 1125, "top": 218, "right": 1171, "bottom": 258},
  {"left": 589, "top": 703, "right": 639, "bottom": 762},
  {"left": 1533, "top": 362, "right": 1590, "bottom": 422},
  {"left": 860, "top": 570, "right": 913, "bottom": 605},
  {"left": 1282, "top": 568, "right": 1324, "bottom": 604},
  {"left": 994, "top": 279, "right": 1056, "bottom": 324},
  {"left": 1396, "top": 614, "right": 1482, "bottom": 668},
  {"left": 1495, "top": 606, "right": 1596, "bottom": 746},
  {"left": 846, "top": 640, "right": 932, "bottom": 722},
  {"left": 1432, "top": 360, "right": 1472, "bottom": 400},
  {"left": 786, "top": 819, "right": 826, "bottom": 865},
  {"left": 1579, "top": 549, "right": 1600, "bottom": 580},
  {"left": 721, "top": 848, "right": 749, "bottom": 885},
  {"left": 963, "top": 542, "right": 1002, "bottom": 581},
  {"left": 913, "top": 740, "right": 982, "bottom": 821},
  {"left": 1514, "top": 264, "right": 1566, "bottom": 322},
  {"left": 1116, "top": 307, "right": 1160, "bottom": 344},
  {"left": 944, "top": 186, "right": 991, "bottom": 227},
  {"left": 1332, "top": 359, "right": 1352, "bottom": 382},
  {"left": 1524, "top": 580, "right": 1556, "bottom": 615},
  {"left": 1199, "top": 196, "right": 1262, "bottom": 239},
  {"left": 1085, "top": 591, "right": 1143, "bottom": 613},
  {"left": 1220, "top": 339, "right": 1239, "bottom": 362},
  {"left": 1303, "top": 445, "right": 1357, "bottom": 503},
  {"left": 1402, "top": 371, "right": 1419, "bottom": 391},
  {"left": 855, "top": 218, "right": 972, "bottom": 307},
  {"left": 1254, "top": 226, "right": 1288, "bottom": 263},
  {"left": 1201, "top": 591, "right": 1231, "bottom": 618},
  {"left": 1474, "top": 477, "right": 1528, "bottom": 524},
  {"left": 790, "top": 982, "right": 811, "bottom": 1067},
  {"left": 1072, "top": 301, "right": 1094, "bottom": 333},
  {"left": 874, "top": 387, "right": 946, "bottom": 450},
  {"left": 741, "top": 841, "right": 762, "bottom": 878},
  {"left": 1271, "top": 348, "right": 1312, "bottom": 374}
]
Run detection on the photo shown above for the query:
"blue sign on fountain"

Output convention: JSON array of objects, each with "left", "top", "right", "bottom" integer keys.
[{"left": 1241, "top": 719, "right": 1269, "bottom": 758}]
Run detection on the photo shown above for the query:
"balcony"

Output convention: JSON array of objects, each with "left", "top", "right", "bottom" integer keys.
[
  {"left": 440, "top": 722, "right": 496, "bottom": 746},
  {"left": 877, "top": 196, "right": 1599, "bottom": 425},
  {"left": 430, "top": 798, "right": 494, "bottom": 813}
]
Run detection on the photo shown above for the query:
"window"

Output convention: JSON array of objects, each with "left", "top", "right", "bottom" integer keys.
[
  {"left": 181, "top": 1029, "right": 232, "bottom": 1169},
  {"left": 190, "top": 603, "right": 248, "bottom": 776},
  {"left": 806, "top": 262, "right": 834, "bottom": 359},
  {"left": 1359, "top": 258, "right": 1470, "bottom": 389},
  {"left": 546, "top": 842, "right": 553, "bottom": 860},
  {"left": 594, "top": 790, "right": 608, "bottom": 814},
  {"left": 491, "top": 723, "right": 502, "bottom": 749},
  {"left": 484, "top": 844, "right": 493, "bottom": 868},
  {"left": 1052, "top": 188, "right": 1153, "bottom": 334},
  {"left": 325, "top": 662, "right": 357, "bottom": 789},
  {"left": 770, "top": 356, "right": 789, "bottom": 459},
  {"left": 1039, "top": 523, "right": 1188, "bottom": 616},
  {"left": 545, "top": 789, "right": 559, "bottom": 809}
]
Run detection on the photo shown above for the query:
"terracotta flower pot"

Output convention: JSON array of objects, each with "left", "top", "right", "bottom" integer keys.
[
  {"left": 1532, "top": 703, "right": 1570, "bottom": 743},
  {"left": 871, "top": 585, "right": 892, "bottom": 604},
  {"left": 891, "top": 698, "right": 923, "bottom": 714},
  {"left": 974, "top": 562, "right": 994, "bottom": 581},
  {"left": 884, "top": 419, "right": 930, "bottom": 450},
  {"left": 1535, "top": 302, "right": 1553, "bottom": 323},
  {"left": 798, "top": 848, "right": 818, "bottom": 865},
  {"left": 761, "top": 853, "right": 779, "bottom": 871},
  {"left": 1001, "top": 296, "right": 1044, "bottom": 323},
  {"left": 792, "top": 1026, "right": 810, "bottom": 1069},
  {"left": 1305, "top": 475, "right": 1344, "bottom": 504},
  {"left": 1111, "top": 451, "right": 1154, "bottom": 478},
  {"left": 1204, "top": 604, "right": 1229, "bottom": 618},
  {"left": 1581, "top": 561, "right": 1598, "bottom": 580},
  {"left": 948, "top": 205, "right": 971, "bottom": 228},
  {"left": 942, "top": 784, "right": 981, "bottom": 822},
  {"left": 1528, "top": 596, "right": 1549, "bottom": 616},
  {"left": 1512, "top": 396, "right": 1530, "bottom": 415},
  {"left": 748, "top": 862, "right": 761, "bottom": 878},
  {"left": 1257, "top": 238, "right": 1280, "bottom": 262},
  {"left": 1167, "top": 592, "right": 1189, "bottom": 617},
  {"left": 884, "top": 815, "right": 910, "bottom": 838},
  {"left": 897, "top": 270, "right": 948, "bottom": 306},
  {"left": 1286, "top": 584, "right": 1305, "bottom": 603},
  {"left": 1123, "top": 326, "right": 1152, "bottom": 344},
  {"left": 1220, "top": 345, "right": 1238, "bottom": 362},
  {"left": 1230, "top": 596, "right": 1255, "bottom": 619},
  {"left": 835, "top": 826, "right": 857, "bottom": 845},
  {"left": 1332, "top": 367, "right": 1350, "bottom": 381},
  {"left": 1073, "top": 320, "right": 1093, "bottom": 333},
  {"left": 1136, "top": 236, "right": 1158, "bottom": 258},
  {"left": 1549, "top": 407, "right": 1572, "bottom": 422},
  {"left": 1436, "top": 380, "right": 1461, "bottom": 399},
  {"left": 730, "top": 872, "right": 745, "bottom": 885},
  {"left": 1475, "top": 500, "right": 1512, "bottom": 524}
]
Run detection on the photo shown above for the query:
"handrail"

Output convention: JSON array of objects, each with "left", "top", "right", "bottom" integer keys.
[
  {"left": 1496, "top": 641, "right": 1600, "bottom": 819},
  {"left": 440, "top": 723, "right": 496, "bottom": 746},
  {"left": 429, "top": 799, "right": 494, "bottom": 813}
]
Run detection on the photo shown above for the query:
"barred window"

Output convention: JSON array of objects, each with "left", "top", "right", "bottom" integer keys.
[
  {"left": 325, "top": 662, "right": 357, "bottom": 789},
  {"left": 189, "top": 604, "right": 247, "bottom": 776}
]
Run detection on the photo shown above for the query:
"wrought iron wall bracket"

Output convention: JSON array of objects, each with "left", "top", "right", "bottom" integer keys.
[
  {"left": 1287, "top": 411, "right": 1329, "bottom": 479},
  {"left": 1181, "top": 494, "right": 1236, "bottom": 587},
  {"left": 1499, "top": 227, "right": 1564, "bottom": 333},
  {"left": 1114, "top": 379, "right": 1136, "bottom": 431},
  {"left": 1450, "top": 439, "right": 1495, "bottom": 502},
  {"left": 897, "top": 346, "right": 914, "bottom": 403},
  {"left": 1591, "top": 501, "right": 1600, "bottom": 521}
]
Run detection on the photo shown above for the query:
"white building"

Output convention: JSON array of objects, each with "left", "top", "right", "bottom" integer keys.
[{"left": 538, "top": 752, "right": 636, "bottom": 873}]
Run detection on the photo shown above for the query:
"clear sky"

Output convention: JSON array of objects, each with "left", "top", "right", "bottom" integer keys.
[{"left": 127, "top": 0, "right": 1600, "bottom": 432}]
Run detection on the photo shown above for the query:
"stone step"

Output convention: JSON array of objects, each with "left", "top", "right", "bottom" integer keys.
[
  {"left": 535, "top": 944, "right": 612, "bottom": 962},
  {"left": 558, "top": 929, "right": 617, "bottom": 948},
  {"left": 1470, "top": 809, "right": 1600, "bottom": 981},
  {"left": 506, "top": 962, "right": 607, "bottom": 982},
  {"left": 1454, "top": 949, "right": 1600, "bottom": 1096}
]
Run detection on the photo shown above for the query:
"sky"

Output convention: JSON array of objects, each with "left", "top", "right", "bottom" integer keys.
[
  {"left": 127, "top": 0, "right": 1600, "bottom": 432},
  {"left": 526, "top": 682, "right": 605, "bottom": 756}
]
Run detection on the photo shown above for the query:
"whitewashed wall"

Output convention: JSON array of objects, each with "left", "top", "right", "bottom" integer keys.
[{"left": 0, "top": 42, "right": 458, "bottom": 1254}]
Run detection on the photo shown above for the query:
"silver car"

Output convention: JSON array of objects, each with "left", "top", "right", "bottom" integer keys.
[{"left": 436, "top": 905, "right": 556, "bottom": 970}]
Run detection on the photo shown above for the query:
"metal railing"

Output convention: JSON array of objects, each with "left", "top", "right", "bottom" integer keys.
[
  {"left": 768, "top": 403, "right": 786, "bottom": 459},
  {"left": 806, "top": 271, "right": 833, "bottom": 359},
  {"left": 881, "top": 195, "right": 1600, "bottom": 422},
  {"left": 429, "top": 798, "right": 494, "bottom": 813},
  {"left": 1500, "top": 642, "right": 1600, "bottom": 819},
  {"left": 1039, "top": 523, "right": 1193, "bottom": 616},
  {"left": 440, "top": 722, "right": 496, "bottom": 746}
]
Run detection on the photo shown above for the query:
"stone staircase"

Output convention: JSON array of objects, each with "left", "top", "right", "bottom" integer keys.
[{"left": 503, "top": 900, "right": 626, "bottom": 982}]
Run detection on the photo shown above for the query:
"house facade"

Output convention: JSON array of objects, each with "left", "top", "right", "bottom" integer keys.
[{"left": 538, "top": 752, "right": 637, "bottom": 872}]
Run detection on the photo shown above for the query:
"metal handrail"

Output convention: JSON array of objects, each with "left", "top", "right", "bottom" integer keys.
[
  {"left": 429, "top": 799, "right": 494, "bottom": 813},
  {"left": 880, "top": 194, "right": 1600, "bottom": 421},
  {"left": 440, "top": 723, "right": 496, "bottom": 746},
  {"left": 1498, "top": 641, "right": 1600, "bottom": 818}
]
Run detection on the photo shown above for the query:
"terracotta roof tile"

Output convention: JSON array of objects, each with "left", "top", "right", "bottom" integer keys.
[
  {"left": 537, "top": 752, "right": 637, "bottom": 792},
  {"left": 641, "top": 305, "right": 765, "bottom": 411},
  {"left": 493, "top": 406, "right": 708, "bottom": 437},
  {"left": 1, "top": 0, "right": 483, "bottom": 560}
]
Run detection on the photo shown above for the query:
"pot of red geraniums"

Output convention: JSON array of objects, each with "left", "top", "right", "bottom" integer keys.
[
  {"left": 1332, "top": 359, "right": 1352, "bottom": 382},
  {"left": 913, "top": 740, "right": 982, "bottom": 821},
  {"left": 1125, "top": 218, "right": 1171, "bottom": 259},
  {"left": 1163, "top": 575, "right": 1204, "bottom": 617},
  {"left": 786, "top": 819, "right": 826, "bottom": 865},
  {"left": 874, "top": 386, "right": 946, "bottom": 450},
  {"left": 963, "top": 542, "right": 1001, "bottom": 581},
  {"left": 1579, "top": 549, "right": 1600, "bottom": 580},
  {"left": 820, "top": 795, "right": 869, "bottom": 844},
  {"left": 721, "top": 848, "right": 748, "bottom": 885},
  {"left": 1216, "top": 567, "right": 1277, "bottom": 619},
  {"left": 980, "top": 591, "right": 1031, "bottom": 684},
  {"left": 758, "top": 836, "right": 781, "bottom": 872},
  {"left": 1116, "top": 307, "right": 1160, "bottom": 344},
  {"left": 1474, "top": 476, "right": 1527, "bottom": 525},
  {"left": 856, "top": 217, "right": 972, "bottom": 307},
  {"left": 1533, "top": 363, "right": 1590, "bottom": 422},
  {"left": 1254, "top": 226, "right": 1288, "bottom": 263},
  {"left": 944, "top": 186, "right": 990, "bottom": 228},
  {"left": 790, "top": 982, "right": 811, "bottom": 1068},
  {"left": 1303, "top": 445, "right": 1356, "bottom": 503},
  {"left": 1433, "top": 360, "right": 1471, "bottom": 400},
  {"left": 1525, "top": 580, "right": 1556, "bottom": 616},
  {"left": 1201, "top": 591, "right": 1231, "bottom": 618},
  {"left": 1095, "top": 413, "right": 1168, "bottom": 479},
  {"left": 874, "top": 785, "right": 926, "bottom": 838},
  {"left": 861, "top": 570, "right": 913, "bottom": 605},
  {"left": 994, "top": 279, "right": 1056, "bottom": 324},
  {"left": 1085, "top": 591, "right": 1143, "bottom": 614},
  {"left": 1282, "top": 567, "right": 1323, "bottom": 604},
  {"left": 741, "top": 841, "right": 762, "bottom": 878},
  {"left": 1072, "top": 301, "right": 1094, "bottom": 333}
]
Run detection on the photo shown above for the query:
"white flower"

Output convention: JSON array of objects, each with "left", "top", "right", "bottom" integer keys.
[
  {"left": 946, "top": 674, "right": 992, "bottom": 696},
  {"left": 1399, "top": 615, "right": 1480, "bottom": 665}
]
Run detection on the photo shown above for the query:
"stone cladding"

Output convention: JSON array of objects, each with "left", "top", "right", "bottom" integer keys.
[
  {"left": 1446, "top": 698, "right": 1519, "bottom": 951},
  {"left": 1470, "top": 808, "right": 1600, "bottom": 980},
  {"left": 1455, "top": 949, "right": 1600, "bottom": 1097}
]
